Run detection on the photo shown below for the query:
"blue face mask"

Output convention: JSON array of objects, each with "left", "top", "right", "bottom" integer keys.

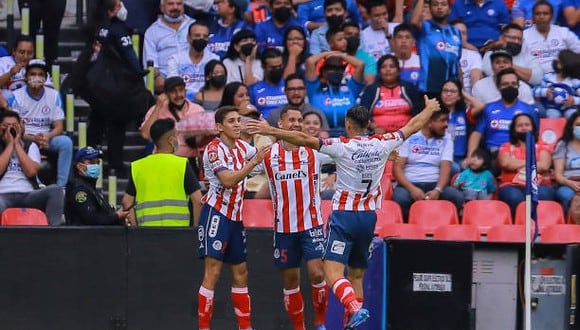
[
  {"left": 574, "top": 126, "right": 580, "bottom": 140},
  {"left": 85, "top": 164, "right": 101, "bottom": 179},
  {"left": 163, "top": 14, "right": 183, "bottom": 24}
]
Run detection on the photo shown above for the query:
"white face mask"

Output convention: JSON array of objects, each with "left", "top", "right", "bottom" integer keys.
[
  {"left": 116, "top": 2, "right": 128, "bottom": 21},
  {"left": 28, "top": 75, "right": 45, "bottom": 88}
]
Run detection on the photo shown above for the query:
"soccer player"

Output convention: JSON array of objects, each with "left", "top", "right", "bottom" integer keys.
[
  {"left": 262, "top": 108, "right": 327, "bottom": 330},
  {"left": 197, "top": 105, "right": 269, "bottom": 330},
  {"left": 247, "top": 96, "right": 441, "bottom": 329}
]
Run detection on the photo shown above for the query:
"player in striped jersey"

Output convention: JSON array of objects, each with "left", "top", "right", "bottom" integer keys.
[
  {"left": 248, "top": 96, "right": 441, "bottom": 329},
  {"left": 261, "top": 108, "right": 327, "bottom": 330},
  {"left": 197, "top": 105, "right": 269, "bottom": 330}
]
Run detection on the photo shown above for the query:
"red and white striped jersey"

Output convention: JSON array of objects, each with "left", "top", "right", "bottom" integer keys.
[
  {"left": 202, "top": 137, "right": 257, "bottom": 221},
  {"left": 263, "top": 141, "right": 323, "bottom": 233},
  {"left": 319, "top": 131, "right": 405, "bottom": 211}
]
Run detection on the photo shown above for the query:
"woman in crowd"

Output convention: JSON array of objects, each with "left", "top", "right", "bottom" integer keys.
[
  {"left": 222, "top": 29, "right": 262, "bottom": 85},
  {"left": 497, "top": 113, "right": 555, "bottom": 216},
  {"left": 282, "top": 26, "right": 310, "bottom": 79},
  {"left": 302, "top": 111, "right": 336, "bottom": 199},
  {"left": 553, "top": 111, "right": 580, "bottom": 216},
  {"left": 359, "top": 54, "right": 423, "bottom": 134},
  {"left": 194, "top": 59, "right": 227, "bottom": 112}
]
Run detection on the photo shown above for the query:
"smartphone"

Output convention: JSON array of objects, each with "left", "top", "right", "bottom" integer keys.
[{"left": 9, "top": 127, "right": 16, "bottom": 137}]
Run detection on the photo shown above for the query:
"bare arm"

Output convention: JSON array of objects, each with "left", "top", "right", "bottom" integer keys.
[
  {"left": 305, "top": 52, "right": 334, "bottom": 81},
  {"left": 190, "top": 190, "right": 203, "bottom": 227},
  {"left": 0, "top": 132, "right": 14, "bottom": 175},
  {"left": 512, "top": 64, "right": 532, "bottom": 83},
  {"left": 48, "top": 120, "right": 65, "bottom": 139},
  {"left": 463, "top": 91, "right": 485, "bottom": 118},
  {"left": 410, "top": 0, "right": 425, "bottom": 31},
  {"left": 121, "top": 193, "right": 137, "bottom": 226},
  {"left": 393, "top": 156, "right": 427, "bottom": 200},
  {"left": 0, "top": 63, "right": 23, "bottom": 88},
  {"left": 141, "top": 94, "right": 168, "bottom": 140},
  {"left": 426, "top": 160, "right": 452, "bottom": 200},
  {"left": 466, "top": 131, "right": 482, "bottom": 163},
  {"left": 399, "top": 95, "right": 441, "bottom": 139},
  {"left": 497, "top": 148, "right": 525, "bottom": 171},
  {"left": 344, "top": 53, "right": 364, "bottom": 83},
  {"left": 244, "top": 46, "right": 260, "bottom": 86},
  {"left": 215, "top": 146, "right": 269, "bottom": 188},
  {"left": 537, "top": 149, "right": 552, "bottom": 173},
  {"left": 469, "top": 68, "right": 482, "bottom": 89},
  {"left": 247, "top": 119, "right": 321, "bottom": 150}
]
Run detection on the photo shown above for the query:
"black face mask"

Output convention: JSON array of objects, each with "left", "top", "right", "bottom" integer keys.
[
  {"left": 240, "top": 43, "right": 255, "bottom": 57},
  {"left": 514, "top": 132, "right": 528, "bottom": 141},
  {"left": 327, "top": 71, "right": 343, "bottom": 86},
  {"left": 267, "top": 68, "right": 284, "bottom": 84},
  {"left": 505, "top": 42, "right": 522, "bottom": 56},
  {"left": 500, "top": 86, "right": 519, "bottom": 103},
  {"left": 210, "top": 74, "right": 226, "bottom": 88},
  {"left": 345, "top": 36, "right": 360, "bottom": 54},
  {"left": 326, "top": 15, "right": 344, "bottom": 28},
  {"left": 191, "top": 39, "right": 208, "bottom": 52},
  {"left": 272, "top": 7, "right": 292, "bottom": 23}
]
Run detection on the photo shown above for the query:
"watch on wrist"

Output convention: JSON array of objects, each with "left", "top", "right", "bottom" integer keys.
[{"left": 434, "top": 186, "right": 443, "bottom": 193}]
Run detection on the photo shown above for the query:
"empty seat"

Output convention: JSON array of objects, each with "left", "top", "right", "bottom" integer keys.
[
  {"left": 242, "top": 199, "right": 274, "bottom": 228},
  {"left": 540, "top": 224, "right": 580, "bottom": 243},
  {"left": 375, "top": 200, "right": 404, "bottom": 234},
  {"left": 486, "top": 225, "right": 527, "bottom": 242},
  {"left": 408, "top": 200, "right": 459, "bottom": 234},
  {"left": 433, "top": 224, "right": 481, "bottom": 241},
  {"left": 376, "top": 223, "right": 427, "bottom": 239},
  {"left": 381, "top": 176, "right": 393, "bottom": 200},
  {"left": 462, "top": 200, "right": 512, "bottom": 234},
  {"left": 514, "top": 201, "right": 565, "bottom": 230},
  {"left": 1, "top": 208, "right": 49, "bottom": 226},
  {"left": 539, "top": 118, "right": 566, "bottom": 151}
]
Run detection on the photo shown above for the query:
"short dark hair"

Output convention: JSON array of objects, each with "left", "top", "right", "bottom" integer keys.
[
  {"left": 430, "top": 107, "right": 449, "bottom": 121},
  {"left": 324, "top": 0, "right": 346, "bottom": 10},
  {"left": 150, "top": 118, "right": 175, "bottom": 143},
  {"left": 325, "top": 25, "right": 344, "bottom": 42},
  {"left": 188, "top": 21, "right": 209, "bottom": 36},
  {"left": 341, "top": 20, "right": 359, "bottom": 31},
  {"left": 202, "top": 59, "right": 227, "bottom": 91},
  {"left": 214, "top": 106, "right": 240, "bottom": 124},
  {"left": 365, "top": 1, "right": 387, "bottom": 14},
  {"left": 393, "top": 23, "right": 414, "bottom": 37},
  {"left": 261, "top": 47, "right": 283, "bottom": 66},
  {"left": 0, "top": 110, "right": 21, "bottom": 123},
  {"left": 346, "top": 106, "right": 370, "bottom": 129},
  {"left": 12, "top": 35, "right": 33, "bottom": 53},
  {"left": 508, "top": 113, "right": 538, "bottom": 144},
  {"left": 284, "top": 73, "right": 305, "bottom": 88},
  {"left": 470, "top": 147, "right": 492, "bottom": 172},
  {"left": 279, "top": 107, "right": 301, "bottom": 119},
  {"left": 377, "top": 54, "right": 400, "bottom": 77},
  {"left": 219, "top": 82, "right": 246, "bottom": 107},
  {"left": 495, "top": 67, "right": 518, "bottom": 87},
  {"left": 558, "top": 49, "right": 580, "bottom": 79},
  {"left": 502, "top": 23, "right": 523, "bottom": 34},
  {"left": 561, "top": 111, "right": 580, "bottom": 143},
  {"left": 533, "top": 0, "right": 553, "bottom": 15}
]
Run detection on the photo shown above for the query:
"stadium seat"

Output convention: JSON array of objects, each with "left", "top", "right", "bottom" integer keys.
[
  {"left": 462, "top": 200, "right": 512, "bottom": 234},
  {"left": 381, "top": 175, "right": 393, "bottom": 200},
  {"left": 541, "top": 224, "right": 580, "bottom": 243},
  {"left": 1, "top": 208, "right": 49, "bottom": 226},
  {"left": 376, "top": 223, "right": 427, "bottom": 239},
  {"left": 242, "top": 199, "right": 274, "bottom": 228},
  {"left": 539, "top": 118, "right": 566, "bottom": 151},
  {"left": 486, "top": 225, "right": 527, "bottom": 242},
  {"left": 408, "top": 200, "right": 459, "bottom": 233},
  {"left": 375, "top": 200, "right": 404, "bottom": 234},
  {"left": 514, "top": 200, "right": 565, "bottom": 230},
  {"left": 433, "top": 224, "right": 481, "bottom": 241}
]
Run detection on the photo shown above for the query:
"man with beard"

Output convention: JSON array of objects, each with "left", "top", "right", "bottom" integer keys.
[
  {"left": 267, "top": 73, "right": 330, "bottom": 136},
  {"left": 305, "top": 53, "right": 364, "bottom": 137},
  {"left": 392, "top": 107, "right": 464, "bottom": 221},
  {"left": 167, "top": 21, "right": 220, "bottom": 101},
  {"left": 255, "top": 0, "right": 305, "bottom": 52},
  {"left": 481, "top": 23, "right": 543, "bottom": 87},
  {"left": 144, "top": 0, "right": 194, "bottom": 93},
  {"left": 410, "top": 0, "right": 462, "bottom": 97},
  {"left": 249, "top": 48, "right": 288, "bottom": 119}
]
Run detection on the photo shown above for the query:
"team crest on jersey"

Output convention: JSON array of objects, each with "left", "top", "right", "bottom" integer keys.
[
  {"left": 551, "top": 39, "right": 559, "bottom": 46},
  {"left": 411, "top": 144, "right": 423, "bottom": 154},
  {"left": 340, "top": 86, "right": 349, "bottom": 93},
  {"left": 411, "top": 72, "right": 419, "bottom": 80},
  {"left": 212, "top": 240, "right": 222, "bottom": 251},
  {"left": 41, "top": 106, "right": 50, "bottom": 114},
  {"left": 436, "top": 41, "right": 445, "bottom": 50},
  {"left": 487, "top": 9, "right": 495, "bottom": 16}
]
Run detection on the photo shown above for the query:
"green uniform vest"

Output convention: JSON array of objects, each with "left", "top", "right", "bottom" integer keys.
[{"left": 132, "top": 153, "right": 190, "bottom": 226}]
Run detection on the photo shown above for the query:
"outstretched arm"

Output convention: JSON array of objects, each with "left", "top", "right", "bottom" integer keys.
[
  {"left": 399, "top": 95, "right": 441, "bottom": 139},
  {"left": 247, "top": 119, "right": 321, "bottom": 150}
]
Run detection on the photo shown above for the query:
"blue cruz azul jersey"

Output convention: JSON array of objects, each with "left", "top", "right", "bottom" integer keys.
[{"left": 249, "top": 80, "right": 288, "bottom": 119}]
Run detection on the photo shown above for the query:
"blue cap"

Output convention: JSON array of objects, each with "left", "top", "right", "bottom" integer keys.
[{"left": 74, "top": 146, "right": 103, "bottom": 162}]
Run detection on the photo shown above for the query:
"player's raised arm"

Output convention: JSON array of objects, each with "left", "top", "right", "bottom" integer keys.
[
  {"left": 399, "top": 95, "right": 441, "bottom": 139},
  {"left": 247, "top": 119, "right": 321, "bottom": 150}
]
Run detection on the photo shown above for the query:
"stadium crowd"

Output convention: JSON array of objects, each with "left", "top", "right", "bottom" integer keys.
[{"left": 0, "top": 0, "right": 579, "bottom": 328}]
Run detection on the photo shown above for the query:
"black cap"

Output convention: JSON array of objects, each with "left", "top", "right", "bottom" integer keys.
[
  {"left": 490, "top": 49, "right": 513, "bottom": 62},
  {"left": 164, "top": 76, "right": 186, "bottom": 93},
  {"left": 25, "top": 58, "right": 48, "bottom": 74}
]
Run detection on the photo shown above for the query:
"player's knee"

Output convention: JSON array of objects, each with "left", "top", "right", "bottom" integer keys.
[{"left": 231, "top": 264, "right": 249, "bottom": 286}]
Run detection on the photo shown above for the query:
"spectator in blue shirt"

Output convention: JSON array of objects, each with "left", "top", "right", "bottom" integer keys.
[
  {"left": 249, "top": 48, "right": 288, "bottom": 118},
  {"left": 297, "top": 0, "right": 361, "bottom": 32},
  {"left": 449, "top": 0, "right": 509, "bottom": 49},
  {"left": 562, "top": 0, "right": 579, "bottom": 37},
  {"left": 208, "top": 0, "right": 252, "bottom": 59},
  {"left": 255, "top": 0, "right": 305, "bottom": 52},
  {"left": 512, "top": 0, "right": 566, "bottom": 29},
  {"left": 309, "top": 0, "right": 349, "bottom": 54}
]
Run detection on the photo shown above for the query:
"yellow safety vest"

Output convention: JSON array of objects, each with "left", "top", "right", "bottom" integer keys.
[{"left": 132, "top": 153, "right": 190, "bottom": 226}]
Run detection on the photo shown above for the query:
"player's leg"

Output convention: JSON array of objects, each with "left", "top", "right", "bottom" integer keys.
[
  {"left": 277, "top": 232, "right": 306, "bottom": 330},
  {"left": 228, "top": 222, "right": 253, "bottom": 330},
  {"left": 303, "top": 225, "right": 327, "bottom": 329},
  {"left": 197, "top": 205, "right": 228, "bottom": 330}
]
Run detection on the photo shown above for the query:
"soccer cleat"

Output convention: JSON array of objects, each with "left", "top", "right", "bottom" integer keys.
[
  {"left": 344, "top": 308, "right": 370, "bottom": 330},
  {"left": 314, "top": 324, "right": 327, "bottom": 330}
]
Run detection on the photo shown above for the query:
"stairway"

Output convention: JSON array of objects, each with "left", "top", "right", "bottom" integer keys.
[{"left": 0, "top": 15, "right": 149, "bottom": 206}]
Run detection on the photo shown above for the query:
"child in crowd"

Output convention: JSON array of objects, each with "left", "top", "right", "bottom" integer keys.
[{"left": 453, "top": 148, "right": 496, "bottom": 201}]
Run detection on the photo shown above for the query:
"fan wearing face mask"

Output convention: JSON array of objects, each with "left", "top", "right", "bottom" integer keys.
[
  {"left": 223, "top": 29, "right": 264, "bottom": 86},
  {"left": 249, "top": 48, "right": 288, "bottom": 119},
  {"left": 167, "top": 21, "right": 220, "bottom": 102},
  {"left": 255, "top": 0, "right": 306, "bottom": 52}
]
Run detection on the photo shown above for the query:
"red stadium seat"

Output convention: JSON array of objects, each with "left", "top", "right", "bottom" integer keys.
[
  {"left": 433, "top": 224, "right": 481, "bottom": 241},
  {"left": 539, "top": 118, "right": 566, "bottom": 151},
  {"left": 408, "top": 200, "right": 459, "bottom": 234},
  {"left": 242, "top": 199, "right": 274, "bottom": 228},
  {"left": 381, "top": 176, "right": 393, "bottom": 200},
  {"left": 541, "top": 224, "right": 580, "bottom": 243},
  {"left": 486, "top": 225, "right": 528, "bottom": 242},
  {"left": 514, "top": 201, "right": 565, "bottom": 230},
  {"left": 462, "top": 200, "right": 512, "bottom": 234},
  {"left": 1, "top": 208, "right": 48, "bottom": 226},
  {"left": 375, "top": 200, "right": 404, "bottom": 234},
  {"left": 376, "top": 223, "right": 427, "bottom": 239}
]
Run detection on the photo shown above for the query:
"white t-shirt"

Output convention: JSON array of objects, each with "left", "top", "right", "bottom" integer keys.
[
  {"left": 472, "top": 76, "right": 535, "bottom": 105},
  {"left": 0, "top": 56, "right": 53, "bottom": 100},
  {"left": 0, "top": 142, "right": 40, "bottom": 194},
  {"left": 223, "top": 57, "right": 263, "bottom": 84},
  {"left": 523, "top": 24, "right": 580, "bottom": 74},
  {"left": 361, "top": 23, "right": 399, "bottom": 61},
  {"left": 167, "top": 50, "right": 220, "bottom": 100},
  {"left": 399, "top": 131, "right": 454, "bottom": 183},
  {"left": 460, "top": 48, "right": 482, "bottom": 95},
  {"left": 9, "top": 87, "right": 64, "bottom": 135}
]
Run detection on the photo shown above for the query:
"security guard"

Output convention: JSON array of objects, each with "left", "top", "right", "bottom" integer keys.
[
  {"left": 65, "top": 146, "right": 129, "bottom": 225},
  {"left": 122, "top": 118, "right": 203, "bottom": 226}
]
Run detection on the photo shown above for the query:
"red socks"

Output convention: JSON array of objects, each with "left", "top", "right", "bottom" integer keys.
[
  {"left": 231, "top": 287, "right": 252, "bottom": 329},
  {"left": 198, "top": 286, "right": 214, "bottom": 330},
  {"left": 331, "top": 278, "right": 361, "bottom": 314},
  {"left": 284, "top": 287, "right": 305, "bottom": 330},
  {"left": 311, "top": 281, "right": 328, "bottom": 326}
]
